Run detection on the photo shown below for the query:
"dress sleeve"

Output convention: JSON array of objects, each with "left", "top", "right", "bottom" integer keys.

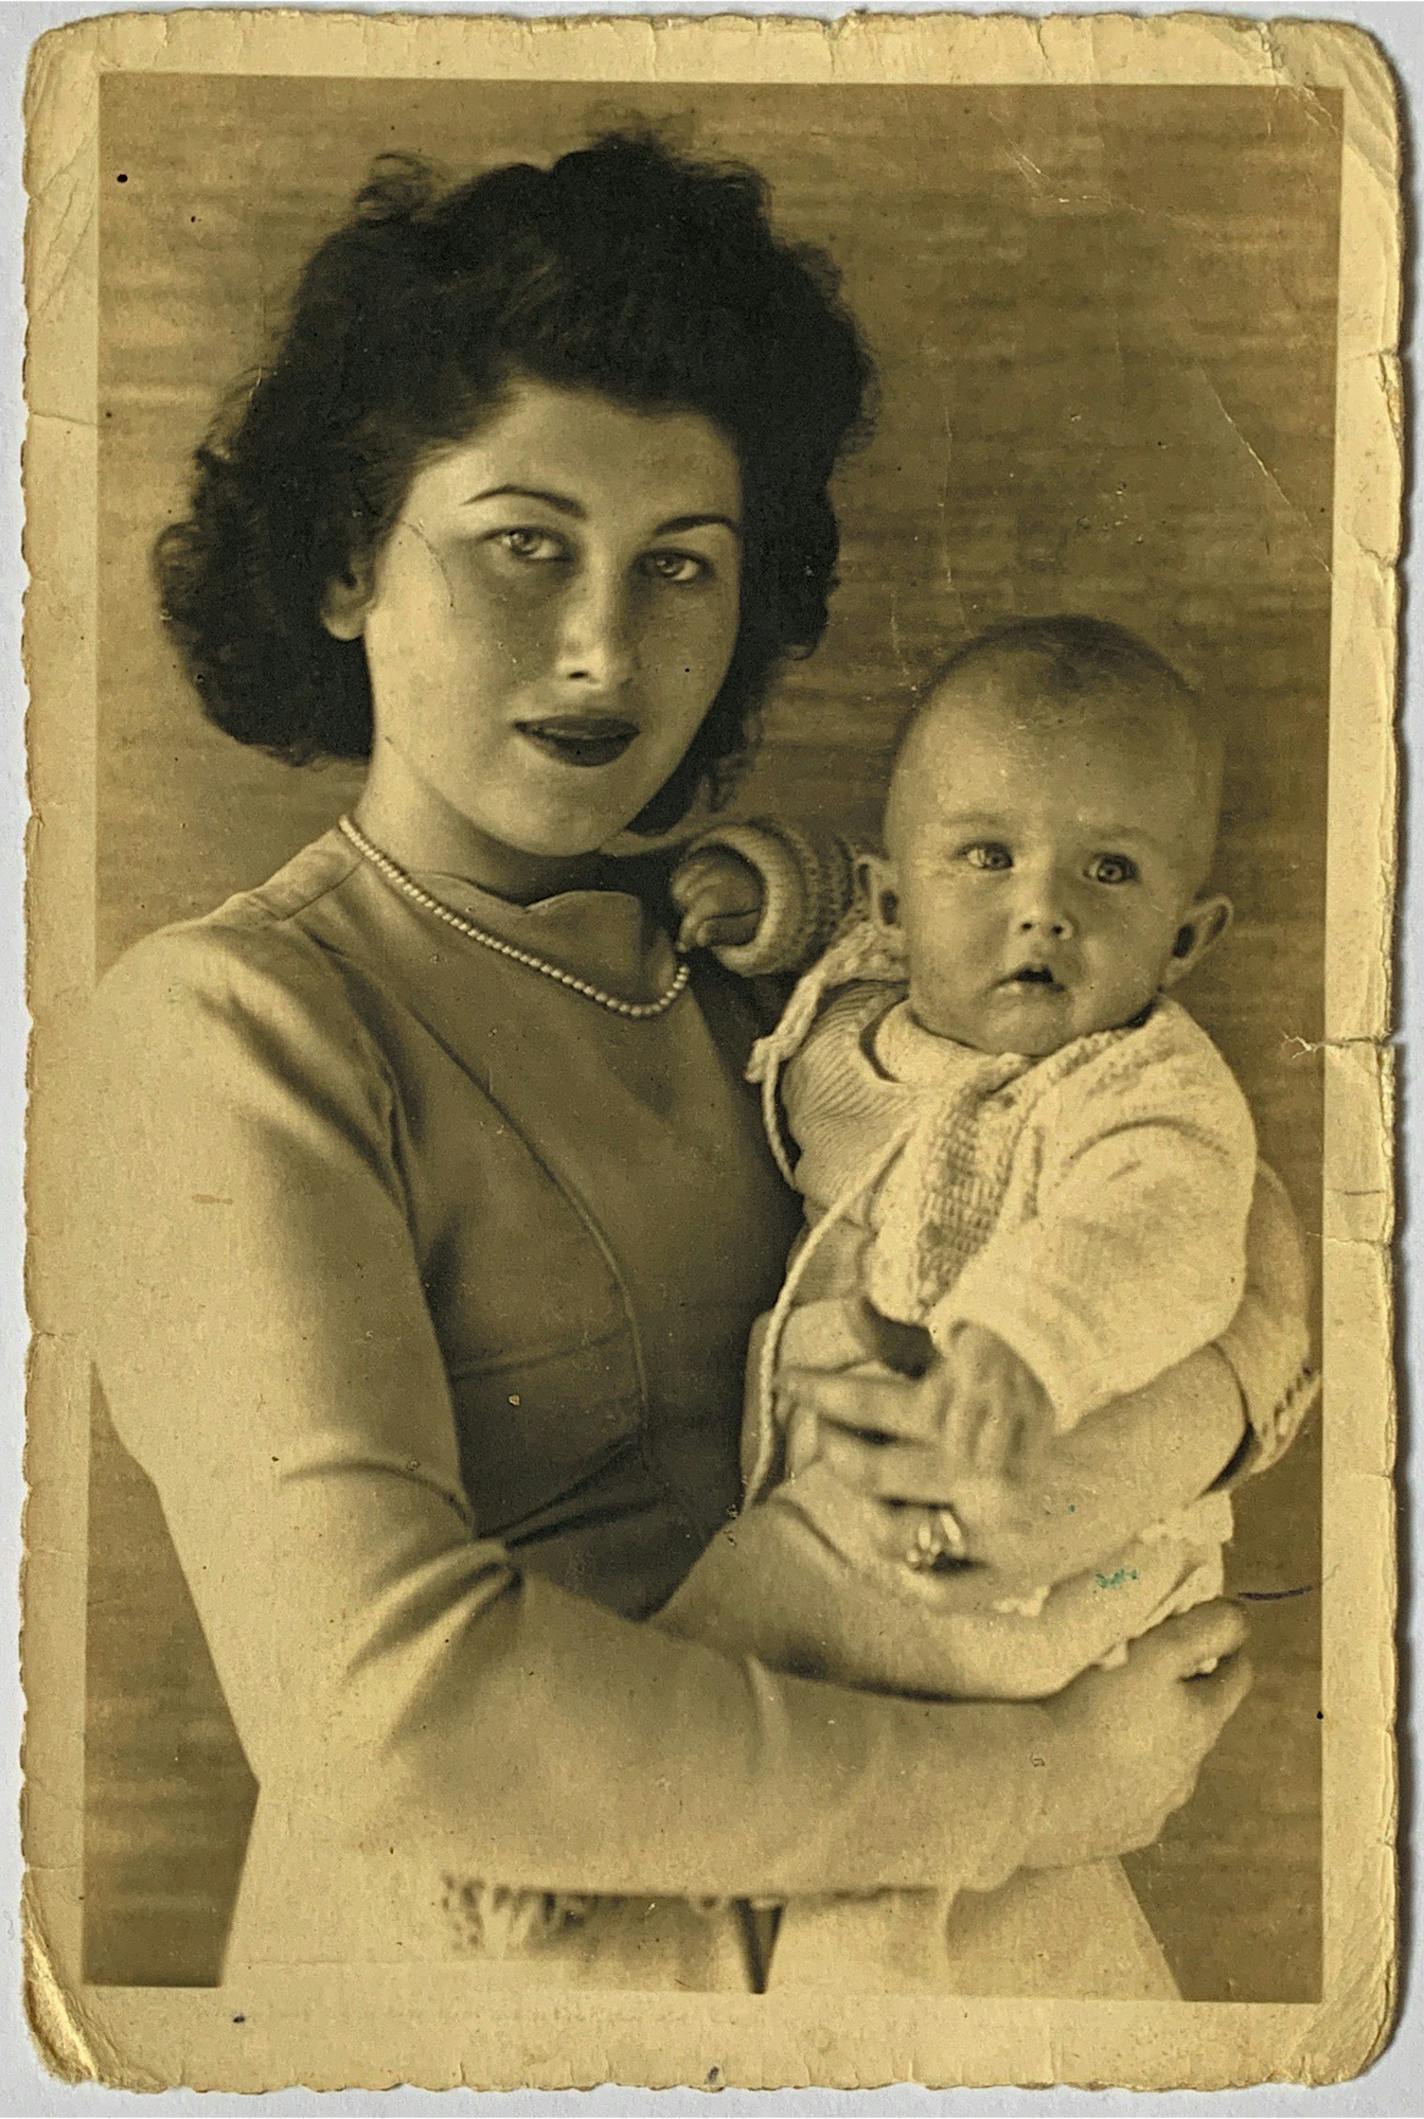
[
  {"left": 86, "top": 919, "right": 1049, "bottom": 1906},
  {"left": 937, "top": 1023, "right": 1258, "bottom": 1425}
]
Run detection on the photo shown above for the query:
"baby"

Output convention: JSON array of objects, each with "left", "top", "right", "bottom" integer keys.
[{"left": 660, "top": 614, "right": 1256, "bottom": 1701}]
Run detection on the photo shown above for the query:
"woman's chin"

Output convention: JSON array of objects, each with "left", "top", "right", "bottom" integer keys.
[
  {"left": 498, "top": 788, "right": 675, "bottom": 862},
  {"left": 499, "top": 813, "right": 638, "bottom": 863}
]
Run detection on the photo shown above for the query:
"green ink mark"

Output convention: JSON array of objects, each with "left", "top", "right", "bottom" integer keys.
[{"left": 1094, "top": 1565, "right": 1140, "bottom": 1589}]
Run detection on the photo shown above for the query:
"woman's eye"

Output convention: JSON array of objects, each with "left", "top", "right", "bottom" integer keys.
[
  {"left": 641, "top": 550, "right": 709, "bottom": 586},
  {"left": 491, "top": 528, "right": 566, "bottom": 564},
  {"left": 962, "top": 842, "right": 1012, "bottom": 871},
  {"left": 1089, "top": 853, "right": 1138, "bottom": 885}
]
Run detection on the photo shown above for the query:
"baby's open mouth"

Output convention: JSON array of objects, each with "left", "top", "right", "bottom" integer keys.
[
  {"left": 515, "top": 716, "right": 639, "bottom": 768},
  {"left": 1001, "top": 964, "right": 1065, "bottom": 992}
]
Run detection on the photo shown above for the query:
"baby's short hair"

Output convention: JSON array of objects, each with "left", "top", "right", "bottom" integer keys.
[
  {"left": 925, "top": 613, "right": 1194, "bottom": 711},
  {"left": 895, "top": 613, "right": 1225, "bottom": 884}
]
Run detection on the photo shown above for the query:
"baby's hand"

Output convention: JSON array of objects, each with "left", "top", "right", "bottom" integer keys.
[
  {"left": 937, "top": 1323, "right": 1054, "bottom": 1486},
  {"left": 669, "top": 846, "right": 764, "bottom": 952}
]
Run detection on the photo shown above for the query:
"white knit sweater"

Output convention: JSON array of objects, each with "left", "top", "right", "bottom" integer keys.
[
  {"left": 751, "top": 917, "right": 1258, "bottom": 1432},
  {"left": 663, "top": 834, "right": 1309, "bottom": 1711}
]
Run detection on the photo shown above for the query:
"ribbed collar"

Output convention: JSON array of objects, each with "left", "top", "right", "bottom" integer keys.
[{"left": 872, "top": 998, "right": 1034, "bottom": 1095}]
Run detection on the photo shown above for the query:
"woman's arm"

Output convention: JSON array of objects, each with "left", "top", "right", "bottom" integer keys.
[{"left": 87, "top": 919, "right": 1057, "bottom": 1905}]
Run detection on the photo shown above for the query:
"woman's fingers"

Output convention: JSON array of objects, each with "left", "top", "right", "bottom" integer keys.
[
  {"left": 812, "top": 1420, "right": 952, "bottom": 1503},
  {"left": 1184, "top": 1640, "right": 1254, "bottom": 1737},
  {"left": 1134, "top": 1598, "right": 1250, "bottom": 1679},
  {"left": 781, "top": 1360, "right": 935, "bottom": 1443},
  {"left": 776, "top": 1300, "right": 888, "bottom": 1374},
  {"left": 1124, "top": 1603, "right": 1254, "bottom": 1769}
]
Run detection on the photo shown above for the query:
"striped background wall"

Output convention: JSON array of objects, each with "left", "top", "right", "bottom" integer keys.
[{"left": 87, "top": 74, "right": 1337, "bottom": 1994}]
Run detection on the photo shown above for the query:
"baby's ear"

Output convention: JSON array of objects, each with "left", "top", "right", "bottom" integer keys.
[
  {"left": 1160, "top": 893, "right": 1233, "bottom": 990},
  {"left": 855, "top": 852, "right": 902, "bottom": 940},
  {"left": 320, "top": 557, "right": 377, "bottom": 642}
]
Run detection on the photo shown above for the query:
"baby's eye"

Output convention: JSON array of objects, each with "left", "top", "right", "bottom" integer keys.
[
  {"left": 491, "top": 528, "right": 567, "bottom": 564},
  {"left": 641, "top": 550, "right": 710, "bottom": 586},
  {"left": 1089, "top": 853, "right": 1139, "bottom": 885},
  {"left": 962, "top": 842, "right": 1013, "bottom": 871}
]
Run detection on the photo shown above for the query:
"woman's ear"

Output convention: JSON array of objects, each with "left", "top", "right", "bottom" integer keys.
[
  {"left": 320, "top": 558, "right": 376, "bottom": 642},
  {"left": 1159, "top": 892, "right": 1233, "bottom": 990},
  {"left": 855, "top": 852, "right": 903, "bottom": 941}
]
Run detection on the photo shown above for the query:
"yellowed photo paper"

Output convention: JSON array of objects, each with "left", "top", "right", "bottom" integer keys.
[{"left": 22, "top": 7, "right": 1399, "bottom": 2092}]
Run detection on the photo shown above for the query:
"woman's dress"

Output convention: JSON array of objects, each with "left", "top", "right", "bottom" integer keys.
[{"left": 87, "top": 826, "right": 1207, "bottom": 1994}]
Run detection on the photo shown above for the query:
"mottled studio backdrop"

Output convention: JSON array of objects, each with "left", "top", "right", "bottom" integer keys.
[{"left": 89, "top": 76, "right": 1338, "bottom": 1993}]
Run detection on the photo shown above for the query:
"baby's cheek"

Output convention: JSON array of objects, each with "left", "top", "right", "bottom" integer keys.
[{"left": 1094, "top": 926, "right": 1165, "bottom": 1001}]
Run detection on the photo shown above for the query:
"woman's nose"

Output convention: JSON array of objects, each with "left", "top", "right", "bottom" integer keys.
[{"left": 555, "top": 571, "right": 635, "bottom": 693}]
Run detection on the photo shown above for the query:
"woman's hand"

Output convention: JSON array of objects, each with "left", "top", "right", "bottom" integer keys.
[
  {"left": 1022, "top": 1602, "right": 1252, "bottom": 1870},
  {"left": 776, "top": 1296, "right": 1247, "bottom": 1592},
  {"left": 779, "top": 1160, "right": 1314, "bottom": 1590}
]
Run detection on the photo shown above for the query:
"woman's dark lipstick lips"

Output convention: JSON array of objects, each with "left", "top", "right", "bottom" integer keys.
[{"left": 515, "top": 716, "right": 638, "bottom": 768}]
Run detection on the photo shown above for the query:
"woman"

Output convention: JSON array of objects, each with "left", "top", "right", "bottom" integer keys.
[{"left": 89, "top": 134, "right": 1301, "bottom": 1995}]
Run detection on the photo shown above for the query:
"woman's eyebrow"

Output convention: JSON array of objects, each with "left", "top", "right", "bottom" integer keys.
[
  {"left": 654, "top": 513, "right": 742, "bottom": 540},
  {"left": 464, "top": 486, "right": 741, "bottom": 539},
  {"left": 466, "top": 484, "right": 583, "bottom": 516}
]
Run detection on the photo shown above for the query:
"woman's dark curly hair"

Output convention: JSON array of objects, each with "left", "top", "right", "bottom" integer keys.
[{"left": 155, "top": 130, "right": 875, "bottom": 830}]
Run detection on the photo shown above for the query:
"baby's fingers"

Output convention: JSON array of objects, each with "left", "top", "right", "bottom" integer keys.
[
  {"left": 680, "top": 909, "right": 760, "bottom": 951},
  {"left": 668, "top": 852, "right": 724, "bottom": 909},
  {"left": 671, "top": 864, "right": 731, "bottom": 948},
  {"left": 675, "top": 908, "right": 711, "bottom": 951},
  {"left": 674, "top": 888, "right": 729, "bottom": 949}
]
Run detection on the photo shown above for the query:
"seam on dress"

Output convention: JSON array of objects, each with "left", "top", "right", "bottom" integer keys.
[{"left": 359, "top": 988, "right": 708, "bottom": 1552}]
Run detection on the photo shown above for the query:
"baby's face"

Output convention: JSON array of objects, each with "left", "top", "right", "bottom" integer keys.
[{"left": 880, "top": 682, "right": 1225, "bottom": 1057}]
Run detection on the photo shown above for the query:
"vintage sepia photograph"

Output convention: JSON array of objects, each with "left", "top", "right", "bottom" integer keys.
[{"left": 21, "top": 7, "right": 1398, "bottom": 2093}]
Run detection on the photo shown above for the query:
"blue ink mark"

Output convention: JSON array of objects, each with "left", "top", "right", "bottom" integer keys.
[{"left": 1094, "top": 1565, "right": 1140, "bottom": 1590}]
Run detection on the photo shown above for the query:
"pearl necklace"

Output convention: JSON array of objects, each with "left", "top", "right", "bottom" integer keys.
[{"left": 338, "top": 814, "right": 692, "bottom": 1021}]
